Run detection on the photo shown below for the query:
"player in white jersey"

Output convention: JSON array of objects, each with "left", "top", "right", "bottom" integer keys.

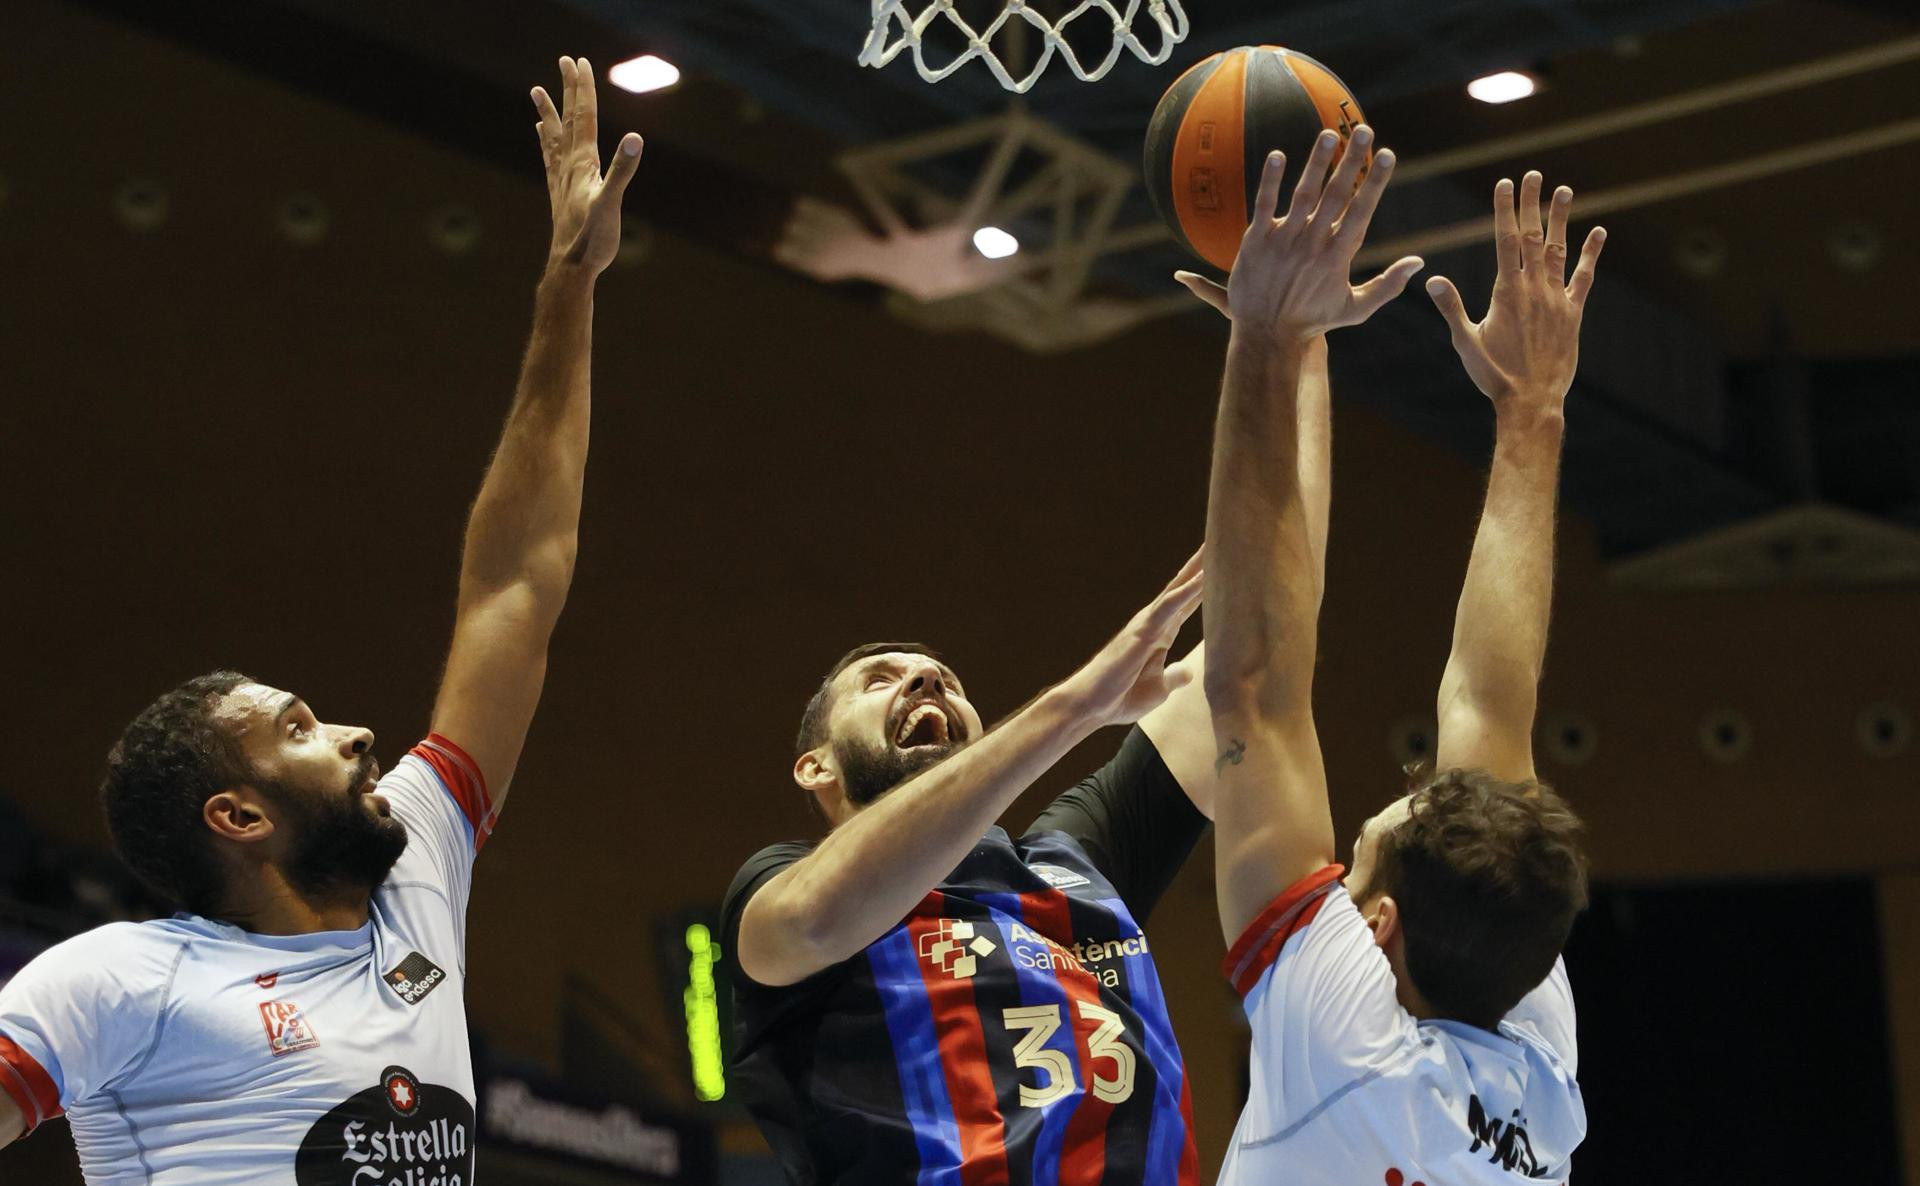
[
  {"left": 0, "top": 58, "right": 643, "bottom": 1185},
  {"left": 1191, "top": 125, "right": 1605, "bottom": 1183}
]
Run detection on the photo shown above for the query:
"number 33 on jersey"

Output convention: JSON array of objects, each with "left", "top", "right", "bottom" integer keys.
[{"left": 867, "top": 885, "right": 1199, "bottom": 1184}]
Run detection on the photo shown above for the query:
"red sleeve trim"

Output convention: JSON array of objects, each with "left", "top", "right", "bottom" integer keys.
[
  {"left": 410, "top": 734, "right": 496, "bottom": 853},
  {"left": 1220, "top": 864, "right": 1345, "bottom": 999},
  {"left": 0, "top": 1033, "right": 62, "bottom": 1135}
]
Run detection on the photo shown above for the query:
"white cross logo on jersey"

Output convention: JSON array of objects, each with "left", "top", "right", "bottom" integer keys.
[{"left": 919, "top": 919, "right": 997, "bottom": 979}]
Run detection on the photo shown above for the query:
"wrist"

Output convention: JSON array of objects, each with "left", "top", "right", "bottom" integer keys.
[
  {"left": 1040, "top": 675, "right": 1119, "bottom": 735},
  {"left": 538, "top": 258, "right": 599, "bottom": 301},
  {"left": 1228, "top": 322, "right": 1314, "bottom": 364},
  {"left": 1492, "top": 396, "right": 1567, "bottom": 439}
]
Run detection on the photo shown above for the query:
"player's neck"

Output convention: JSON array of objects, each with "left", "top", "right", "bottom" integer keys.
[{"left": 219, "top": 867, "right": 373, "bottom": 936}]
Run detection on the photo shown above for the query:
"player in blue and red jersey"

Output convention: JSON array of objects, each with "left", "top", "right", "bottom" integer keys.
[
  {"left": 722, "top": 565, "right": 1204, "bottom": 1186},
  {"left": 721, "top": 330, "right": 1343, "bottom": 1184}
]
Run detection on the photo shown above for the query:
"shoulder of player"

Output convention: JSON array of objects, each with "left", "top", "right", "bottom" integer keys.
[
  {"left": 725, "top": 841, "right": 816, "bottom": 901},
  {"left": 737, "top": 840, "right": 818, "bottom": 877},
  {"left": 13, "top": 920, "right": 189, "bottom": 992}
]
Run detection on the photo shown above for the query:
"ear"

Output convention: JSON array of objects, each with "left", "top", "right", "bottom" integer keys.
[
  {"left": 203, "top": 790, "right": 275, "bottom": 845},
  {"left": 794, "top": 747, "right": 837, "bottom": 792},
  {"left": 1362, "top": 894, "right": 1401, "bottom": 951}
]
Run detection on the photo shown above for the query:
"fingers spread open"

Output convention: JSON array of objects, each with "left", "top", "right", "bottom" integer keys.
[
  {"left": 1424, "top": 275, "right": 1474, "bottom": 344},
  {"left": 575, "top": 57, "right": 599, "bottom": 163},
  {"left": 532, "top": 85, "right": 561, "bottom": 132},
  {"left": 1518, "top": 170, "right": 1545, "bottom": 267},
  {"left": 1333, "top": 145, "right": 1394, "bottom": 251},
  {"left": 1251, "top": 151, "right": 1286, "bottom": 225},
  {"left": 1174, "top": 270, "right": 1231, "bottom": 315},
  {"left": 1168, "top": 545, "right": 1205, "bottom": 588},
  {"left": 1492, "top": 178, "right": 1520, "bottom": 274},
  {"left": 1545, "top": 185, "right": 1572, "bottom": 281},
  {"left": 1285, "top": 129, "right": 1340, "bottom": 225},
  {"left": 1314, "top": 124, "right": 1373, "bottom": 225},
  {"left": 1152, "top": 570, "right": 1206, "bottom": 639},
  {"left": 1567, "top": 225, "right": 1607, "bottom": 307},
  {"left": 598, "top": 132, "right": 644, "bottom": 202},
  {"left": 1348, "top": 255, "right": 1423, "bottom": 322},
  {"left": 531, "top": 87, "right": 562, "bottom": 169}
]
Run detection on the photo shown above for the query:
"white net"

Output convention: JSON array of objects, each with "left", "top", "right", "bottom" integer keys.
[{"left": 860, "top": 0, "right": 1190, "bottom": 94}]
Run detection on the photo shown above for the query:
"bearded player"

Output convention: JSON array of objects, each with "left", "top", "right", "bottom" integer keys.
[
  {"left": 721, "top": 325, "right": 1347, "bottom": 1181},
  {"left": 1200, "top": 126, "right": 1602, "bottom": 1182},
  {"left": 0, "top": 59, "right": 640, "bottom": 1184}
]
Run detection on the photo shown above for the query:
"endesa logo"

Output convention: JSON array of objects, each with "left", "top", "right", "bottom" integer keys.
[{"left": 384, "top": 951, "right": 448, "bottom": 1007}]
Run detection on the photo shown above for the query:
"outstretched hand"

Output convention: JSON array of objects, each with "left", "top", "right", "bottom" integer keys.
[
  {"left": 1062, "top": 549, "right": 1205, "bottom": 727},
  {"left": 1424, "top": 172, "right": 1606, "bottom": 411},
  {"left": 1190, "top": 125, "right": 1422, "bottom": 340},
  {"left": 532, "top": 56, "right": 644, "bottom": 275}
]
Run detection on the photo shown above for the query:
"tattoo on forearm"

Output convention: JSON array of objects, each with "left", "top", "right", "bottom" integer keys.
[{"left": 1215, "top": 739, "right": 1246, "bottom": 775}]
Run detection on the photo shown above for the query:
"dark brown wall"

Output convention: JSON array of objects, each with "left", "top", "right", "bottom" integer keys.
[{"left": 3, "top": 2, "right": 1916, "bottom": 1180}]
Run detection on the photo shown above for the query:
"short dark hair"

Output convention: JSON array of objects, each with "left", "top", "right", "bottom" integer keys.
[
  {"left": 1365, "top": 768, "right": 1589, "bottom": 1028},
  {"left": 793, "top": 642, "right": 942, "bottom": 759},
  {"left": 100, "top": 670, "right": 256, "bottom": 916}
]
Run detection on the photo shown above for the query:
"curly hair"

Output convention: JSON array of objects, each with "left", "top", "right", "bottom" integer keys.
[
  {"left": 99, "top": 670, "right": 255, "bottom": 915},
  {"left": 1363, "top": 767, "right": 1589, "bottom": 1028}
]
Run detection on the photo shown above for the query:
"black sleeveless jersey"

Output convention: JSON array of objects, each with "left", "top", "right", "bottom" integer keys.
[{"left": 722, "top": 728, "right": 1209, "bottom": 1186}]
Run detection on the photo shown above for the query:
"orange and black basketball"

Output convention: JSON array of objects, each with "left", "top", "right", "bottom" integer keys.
[{"left": 1144, "top": 46, "right": 1366, "bottom": 271}]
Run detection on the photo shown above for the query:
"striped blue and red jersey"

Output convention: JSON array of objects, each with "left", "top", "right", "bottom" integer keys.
[{"left": 722, "top": 727, "right": 1208, "bottom": 1186}]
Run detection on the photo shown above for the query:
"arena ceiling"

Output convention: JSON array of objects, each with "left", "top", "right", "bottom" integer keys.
[{"left": 65, "top": 0, "right": 1920, "bottom": 569}]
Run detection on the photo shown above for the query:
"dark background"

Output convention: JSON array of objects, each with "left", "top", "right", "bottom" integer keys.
[{"left": 1, "top": 0, "right": 1916, "bottom": 1182}]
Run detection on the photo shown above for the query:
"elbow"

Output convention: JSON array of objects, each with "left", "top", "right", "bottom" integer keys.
[
  {"left": 764, "top": 873, "right": 855, "bottom": 966},
  {"left": 459, "top": 536, "right": 577, "bottom": 617},
  {"left": 529, "top": 534, "right": 579, "bottom": 598},
  {"left": 1436, "top": 658, "right": 1541, "bottom": 724},
  {"left": 1203, "top": 636, "right": 1309, "bottom": 722}
]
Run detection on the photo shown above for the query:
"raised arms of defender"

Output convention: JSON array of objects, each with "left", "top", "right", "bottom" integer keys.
[
  {"left": 1425, "top": 173, "right": 1604, "bottom": 779},
  {"left": 1201, "top": 127, "right": 1424, "bottom": 943},
  {"left": 428, "top": 58, "right": 642, "bottom": 807}
]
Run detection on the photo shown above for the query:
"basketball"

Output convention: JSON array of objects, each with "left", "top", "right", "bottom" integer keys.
[{"left": 1144, "top": 46, "right": 1366, "bottom": 271}]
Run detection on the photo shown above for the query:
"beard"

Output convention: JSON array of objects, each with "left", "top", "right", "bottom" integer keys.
[
  {"left": 833, "top": 733, "right": 959, "bottom": 808},
  {"left": 268, "top": 756, "right": 410, "bottom": 902}
]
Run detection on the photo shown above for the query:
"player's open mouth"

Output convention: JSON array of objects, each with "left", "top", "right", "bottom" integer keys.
[{"left": 894, "top": 701, "right": 953, "bottom": 750}]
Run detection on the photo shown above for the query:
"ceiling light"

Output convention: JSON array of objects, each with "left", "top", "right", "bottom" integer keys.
[
  {"left": 609, "top": 54, "right": 681, "bottom": 95},
  {"left": 973, "top": 226, "right": 1019, "bottom": 259},
  {"left": 1466, "top": 71, "right": 1537, "bottom": 104}
]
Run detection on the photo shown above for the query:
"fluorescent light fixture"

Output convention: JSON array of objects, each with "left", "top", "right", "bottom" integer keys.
[
  {"left": 973, "top": 226, "right": 1019, "bottom": 259},
  {"left": 1467, "top": 70, "right": 1537, "bottom": 104},
  {"left": 609, "top": 54, "right": 681, "bottom": 95}
]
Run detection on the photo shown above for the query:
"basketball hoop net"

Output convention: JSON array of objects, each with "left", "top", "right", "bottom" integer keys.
[{"left": 860, "top": 0, "right": 1189, "bottom": 93}]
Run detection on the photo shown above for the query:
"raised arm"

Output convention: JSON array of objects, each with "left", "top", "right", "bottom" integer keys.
[
  {"left": 1142, "top": 320, "right": 1334, "bottom": 817},
  {"left": 738, "top": 553, "right": 1203, "bottom": 987},
  {"left": 428, "top": 58, "right": 642, "bottom": 804},
  {"left": 1202, "top": 128, "right": 1423, "bottom": 943},
  {"left": 1423, "top": 173, "right": 1606, "bottom": 782}
]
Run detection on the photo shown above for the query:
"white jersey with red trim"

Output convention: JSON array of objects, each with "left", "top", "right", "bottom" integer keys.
[
  {"left": 1217, "top": 866, "right": 1586, "bottom": 1186},
  {"left": 0, "top": 735, "right": 497, "bottom": 1186}
]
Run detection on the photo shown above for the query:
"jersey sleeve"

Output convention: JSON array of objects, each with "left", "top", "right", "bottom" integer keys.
[
  {"left": 1023, "top": 726, "right": 1209, "bottom": 922},
  {"left": 374, "top": 734, "right": 496, "bottom": 960},
  {"left": 1502, "top": 956, "right": 1577, "bottom": 1074},
  {"left": 0, "top": 925, "right": 176, "bottom": 1134},
  {"left": 720, "top": 843, "right": 815, "bottom": 992},
  {"left": 1222, "top": 866, "right": 1414, "bottom": 1140}
]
